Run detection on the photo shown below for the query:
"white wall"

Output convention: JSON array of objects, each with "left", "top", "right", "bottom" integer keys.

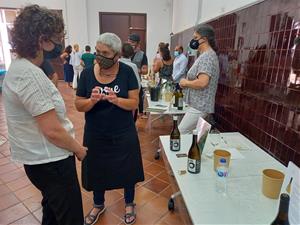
[
  {"left": 171, "top": 0, "right": 264, "bottom": 34},
  {"left": 86, "top": 0, "right": 173, "bottom": 60},
  {"left": 200, "top": 0, "right": 263, "bottom": 23},
  {"left": 0, "top": 0, "right": 88, "bottom": 49},
  {"left": 172, "top": 0, "right": 202, "bottom": 34}
]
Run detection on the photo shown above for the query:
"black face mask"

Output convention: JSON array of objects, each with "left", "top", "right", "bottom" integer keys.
[
  {"left": 96, "top": 53, "right": 117, "bottom": 69},
  {"left": 43, "top": 42, "right": 63, "bottom": 59},
  {"left": 189, "top": 38, "right": 205, "bottom": 50}
]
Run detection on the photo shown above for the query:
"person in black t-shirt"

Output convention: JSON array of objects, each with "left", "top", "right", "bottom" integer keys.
[
  {"left": 40, "top": 59, "right": 59, "bottom": 87},
  {"left": 75, "top": 32, "right": 144, "bottom": 225}
]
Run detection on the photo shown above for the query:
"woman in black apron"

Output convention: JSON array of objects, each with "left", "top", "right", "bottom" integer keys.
[{"left": 75, "top": 32, "right": 144, "bottom": 225}]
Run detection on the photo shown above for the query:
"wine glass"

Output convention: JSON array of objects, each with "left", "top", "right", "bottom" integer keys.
[{"left": 209, "top": 129, "right": 221, "bottom": 148}]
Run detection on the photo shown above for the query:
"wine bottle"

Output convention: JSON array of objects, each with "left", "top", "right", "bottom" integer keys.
[
  {"left": 177, "top": 88, "right": 183, "bottom": 110},
  {"left": 170, "top": 116, "right": 180, "bottom": 151},
  {"left": 187, "top": 130, "right": 201, "bottom": 174},
  {"left": 271, "top": 193, "right": 290, "bottom": 225}
]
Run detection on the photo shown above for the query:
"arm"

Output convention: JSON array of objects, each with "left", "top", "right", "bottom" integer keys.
[
  {"left": 152, "top": 60, "right": 162, "bottom": 73},
  {"left": 35, "top": 110, "right": 87, "bottom": 160},
  {"left": 50, "top": 72, "right": 59, "bottom": 87},
  {"left": 179, "top": 73, "right": 210, "bottom": 90},
  {"left": 105, "top": 89, "right": 139, "bottom": 111}
]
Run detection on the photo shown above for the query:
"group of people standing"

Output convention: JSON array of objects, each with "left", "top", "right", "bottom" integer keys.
[
  {"left": 2, "top": 3, "right": 220, "bottom": 225},
  {"left": 60, "top": 44, "right": 96, "bottom": 89}
]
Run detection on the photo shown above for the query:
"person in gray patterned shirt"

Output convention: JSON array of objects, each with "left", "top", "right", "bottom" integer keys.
[{"left": 179, "top": 24, "right": 220, "bottom": 134}]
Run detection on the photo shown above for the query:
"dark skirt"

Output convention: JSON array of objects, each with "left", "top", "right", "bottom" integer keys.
[
  {"left": 82, "top": 128, "right": 144, "bottom": 191},
  {"left": 64, "top": 64, "right": 74, "bottom": 82}
]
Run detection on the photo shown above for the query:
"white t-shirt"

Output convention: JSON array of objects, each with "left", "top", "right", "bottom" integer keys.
[{"left": 3, "top": 58, "right": 73, "bottom": 165}]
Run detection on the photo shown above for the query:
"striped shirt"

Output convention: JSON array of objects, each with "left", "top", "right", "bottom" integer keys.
[{"left": 3, "top": 58, "right": 73, "bottom": 165}]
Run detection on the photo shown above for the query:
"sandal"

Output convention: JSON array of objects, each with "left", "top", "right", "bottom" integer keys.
[
  {"left": 84, "top": 205, "right": 106, "bottom": 225},
  {"left": 124, "top": 203, "right": 136, "bottom": 225}
]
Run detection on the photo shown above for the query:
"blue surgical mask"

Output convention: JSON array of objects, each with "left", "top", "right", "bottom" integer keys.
[{"left": 174, "top": 51, "right": 180, "bottom": 57}]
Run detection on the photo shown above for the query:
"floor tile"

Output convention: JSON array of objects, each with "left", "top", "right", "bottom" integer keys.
[
  {"left": 9, "top": 214, "right": 40, "bottom": 225},
  {"left": 143, "top": 178, "right": 169, "bottom": 194},
  {"left": 0, "top": 203, "right": 30, "bottom": 225},
  {"left": 14, "top": 185, "right": 40, "bottom": 201},
  {"left": 22, "top": 193, "right": 42, "bottom": 213},
  {"left": 0, "top": 169, "right": 26, "bottom": 183},
  {"left": 0, "top": 184, "right": 11, "bottom": 197},
  {"left": 7, "top": 176, "right": 31, "bottom": 192},
  {"left": 0, "top": 193, "right": 19, "bottom": 211},
  {"left": 144, "top": 163, "right": 164, "bottom": 177}
]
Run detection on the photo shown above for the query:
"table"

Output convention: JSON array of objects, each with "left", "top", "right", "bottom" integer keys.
[
  {"left": 159, "top": 132, "right": 287, "bottom": 225},
  {"left": 145, "top": 95, "right": 187, "bottom": 130}
]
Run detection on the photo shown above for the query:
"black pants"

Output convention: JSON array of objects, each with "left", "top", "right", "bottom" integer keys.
[
  {"left": 138, "top": 87, "right": 144, "bottom": 114},
  {"left": 24, "top": 156, "right": 83, "bottom": 225}
]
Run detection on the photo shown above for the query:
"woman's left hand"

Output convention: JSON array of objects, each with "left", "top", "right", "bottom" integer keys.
[
  {"left": 104, "top": 89, "right": 119, "bottom": 105},
  {"left": 179, "top": 78, "right": 189, "bottom": 88}
]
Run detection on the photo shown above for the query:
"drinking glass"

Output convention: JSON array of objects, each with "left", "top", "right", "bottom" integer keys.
[{"left": 210, "top": 129, "right": 221, "bottom": 148}]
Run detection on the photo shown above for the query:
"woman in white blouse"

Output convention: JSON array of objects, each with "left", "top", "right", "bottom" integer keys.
[{"left": 3, "top": 5, "right": 86, "bottom": 225}]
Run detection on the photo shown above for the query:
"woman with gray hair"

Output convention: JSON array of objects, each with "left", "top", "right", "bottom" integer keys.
[
  {"left": 179, "top": 24, "right": 220, "bottom": 134},
  {"left": 75, "top": 32, "right": 144, "bottom": 225}
]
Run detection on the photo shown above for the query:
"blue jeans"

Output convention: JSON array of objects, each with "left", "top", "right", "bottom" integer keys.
[{"left": 93, "top": 186, "right": 135, "bottom": 207}]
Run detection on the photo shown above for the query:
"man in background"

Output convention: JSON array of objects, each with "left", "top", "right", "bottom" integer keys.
[
  {"left": 128, "top": 33, "right": 148, "bottom": 118},
  {"left": 81, "top": 45, "right": 96, "bottom": 69},
  {"left": 172, "top": 45, "right": 188, "bottom": 84}
]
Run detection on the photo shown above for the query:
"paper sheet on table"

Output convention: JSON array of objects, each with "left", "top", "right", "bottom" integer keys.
[
  {"left": 280, "top": 161, "right": 300, "bottom": 225},
  {"left": 206, "top": 147, "right": 245, "bottom": 159}
]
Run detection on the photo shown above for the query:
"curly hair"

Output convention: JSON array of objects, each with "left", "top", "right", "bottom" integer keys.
[{"left": 10, "top": 4, "right": 64, "bottom": 58}]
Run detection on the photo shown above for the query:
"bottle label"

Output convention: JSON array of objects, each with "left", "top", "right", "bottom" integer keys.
[
  {"left": 178, "top": 98, "right": 183, "bottom": 108},
  {"left": 170, "top": 139, "right": 180, "bottom": 151},
  {"left": 188, "top": 158, "right": 201, "bottom": 173}
]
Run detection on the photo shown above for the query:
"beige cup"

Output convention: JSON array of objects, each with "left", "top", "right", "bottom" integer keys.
[
  {"left": 213, "top": 150, "right": 231, "bottom": 171},
  {"left": 262, "top": 169, "right": 284, "bottom": 199}
]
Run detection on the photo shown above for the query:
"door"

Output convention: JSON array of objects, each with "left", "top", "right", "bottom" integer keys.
[{"left": 99, "top": 12, "right": 147, "bottom": 53}]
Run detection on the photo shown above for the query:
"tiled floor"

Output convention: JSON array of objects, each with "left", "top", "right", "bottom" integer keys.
[{"left": 0, "top": 81, "right": 184, "bottom": 225}]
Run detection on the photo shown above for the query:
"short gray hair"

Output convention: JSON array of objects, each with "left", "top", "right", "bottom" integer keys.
[{"left": 97, "top": 32, "right": 122, "bottom": 53}]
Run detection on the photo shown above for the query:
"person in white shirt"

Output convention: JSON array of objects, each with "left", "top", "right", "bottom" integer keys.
[
  {"left": 119, "top": 42, "right": 141, "bottom": 122},
  {"left": 3, "top": 5, "right": 86, "bottom": 225},
  {"left": 172, "top": 45, "right": 188, "bottom": 83},
  {"left": 119, "top": 43, "right": 141, "bottom": 89},
  {"left": 70, "top": 44, "right": 83, "bottom": 89}
]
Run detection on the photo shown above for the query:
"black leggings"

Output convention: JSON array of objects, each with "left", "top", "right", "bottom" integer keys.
[{"left": 93, "top": 186, "right": 135, "bottom": 206}]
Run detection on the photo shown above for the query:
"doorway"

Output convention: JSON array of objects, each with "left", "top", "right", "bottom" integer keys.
[{"left": 99, "top": 12, "right": 147, "bottom": 53}]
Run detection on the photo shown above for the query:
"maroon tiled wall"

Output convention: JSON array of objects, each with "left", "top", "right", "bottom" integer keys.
[{"left": 171, "top": 0, "right": 300, "bottom": 166}]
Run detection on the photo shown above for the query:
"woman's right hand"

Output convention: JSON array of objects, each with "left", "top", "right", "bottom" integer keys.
[
  {"left": 75, "top": 145, "right": 88, "bottom": 161},
  {"left": 90, "top": 86, "right": 104, "bottom": 104}
]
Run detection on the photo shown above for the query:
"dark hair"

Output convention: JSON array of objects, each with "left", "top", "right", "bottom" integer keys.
[
  {"left": 85, "top": 45, "right": 91, "bottom": 51},
  {"left": 195, "top": 24, "right": 218, "bottom": 52},
  {"left": 177, "top": 45, "right": 183, "bottom": 52},
  {"left": 160, "top": 46, "right": 171, "bottom": 61},
  {"left": 122, "top": 43, "right": 134, "bottom": 58},
  {"left": 65, "top": 45, "right": 72, "bottom": 54},
  {"left": 10, "top": 4, "right": 64, "bottom": 58}
]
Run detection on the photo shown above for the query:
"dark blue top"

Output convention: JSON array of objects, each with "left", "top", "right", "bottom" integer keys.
[{"left": 76, "top": 62, "right": 138, "bottom": 136}]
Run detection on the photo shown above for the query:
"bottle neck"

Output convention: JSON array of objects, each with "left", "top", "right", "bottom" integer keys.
[
  {"left": 192, "top": 134, "right": 197, "bottom": 145},
  {"left": 173, "top": 120, "right": 178, "bottom": 127},
  {"left": 277, "top": 200, "right": 289, "bottom": 220}
]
